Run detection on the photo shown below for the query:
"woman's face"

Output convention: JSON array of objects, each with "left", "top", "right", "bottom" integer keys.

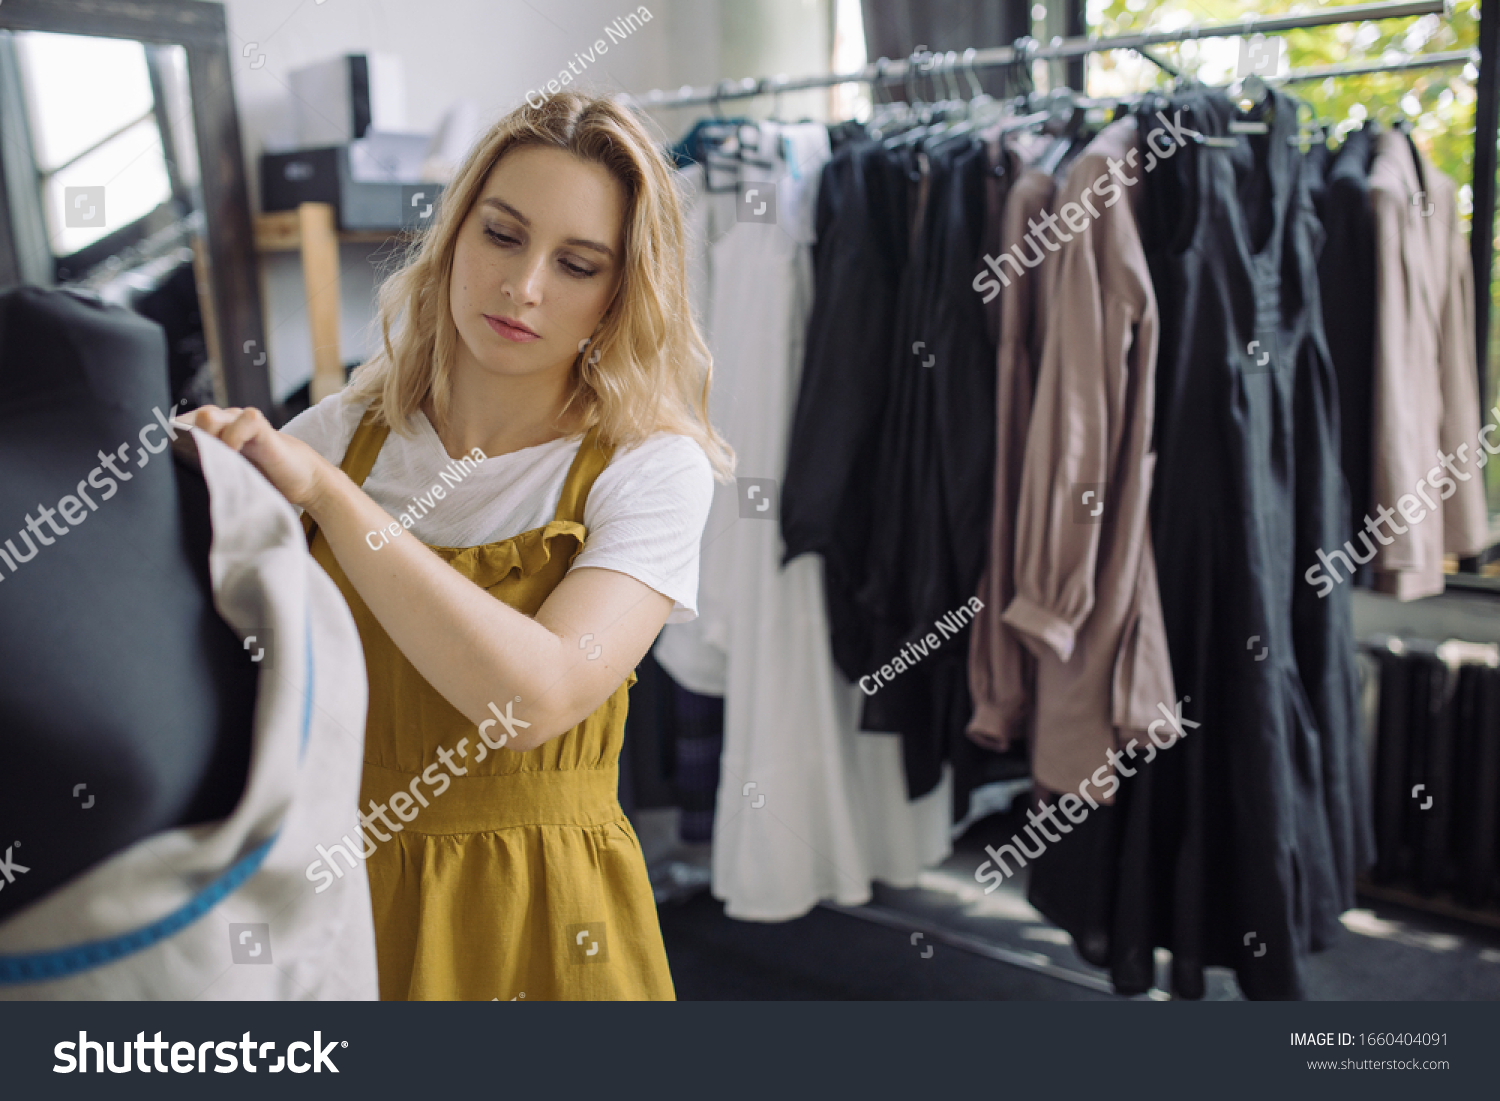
[{"left": 449, "top": 144, "right": 626, "bottom": 386}]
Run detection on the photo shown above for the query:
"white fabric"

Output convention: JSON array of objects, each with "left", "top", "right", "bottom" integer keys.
[
  {"left": 652, "top": 161, "right": 737, "bottom": 691},
  {"left": 282, "top": 391, "right": 713, "bottom": 623},
  {"left": 0, "top": 427, "right": 377, "bottom": 1000},
  {"left": 667, "top": 122, "right": 952, "bottom": 922}
]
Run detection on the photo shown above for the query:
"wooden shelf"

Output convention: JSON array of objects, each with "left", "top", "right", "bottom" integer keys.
[
  {"left": 253, "top": 202, "right": 413, "bottom": 404},
  {"left": 254, "top": 208, "right": 412, "bottom": 251}
]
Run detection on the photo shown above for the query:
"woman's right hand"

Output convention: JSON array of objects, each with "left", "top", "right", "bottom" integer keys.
[{"left": 179, "top": 405, "right": 335, "bottom": 511}]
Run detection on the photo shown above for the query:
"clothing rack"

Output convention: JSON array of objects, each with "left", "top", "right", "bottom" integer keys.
[
  {"left": 628, "top": 0, "right": 1497, "bottom": 563},
  {"left": 1273, "top": 47, "right": 1479, "bottom": 84},
  {"left": 75, "top": 209, "right": 204, "bottom": 291},
  {"left": 621, "top": 0, "right": 1447, "bottom": 111},
  {"left": 634, "top": 0, "right": 1500, "bottom": 984}
]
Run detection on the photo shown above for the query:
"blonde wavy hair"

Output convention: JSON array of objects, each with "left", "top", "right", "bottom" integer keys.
[{"left": 345, "top": 90, "right": 733, "bottom": 480}]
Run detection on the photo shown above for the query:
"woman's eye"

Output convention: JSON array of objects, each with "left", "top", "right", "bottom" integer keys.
[{"left": 485, "top": 227, "right": 594, "bottom": 277}]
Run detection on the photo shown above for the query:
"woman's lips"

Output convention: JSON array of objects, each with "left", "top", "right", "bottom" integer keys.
[{"left": 485, "top": 314, "right": 540, "bottom": 342}]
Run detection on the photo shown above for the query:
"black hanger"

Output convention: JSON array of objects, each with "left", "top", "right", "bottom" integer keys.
[
  {"left": 1035, "top": 88, "right": 1084, "bottom": 176},
  {"left": 1006, "top": 36, "right": 1039, "bottom": 102}
]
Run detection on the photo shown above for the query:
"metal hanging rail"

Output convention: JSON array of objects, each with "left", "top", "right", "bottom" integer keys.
[
  {"left": 621, "top": 0, "right": 1450, "bottom": 110},
  {"left": 1272, "top": 46, "right": 1478, "bottom": 84}
]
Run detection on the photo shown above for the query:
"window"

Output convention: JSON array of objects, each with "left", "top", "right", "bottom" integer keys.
[{"left": 14, "top": 31, "right": 176, "bottom": 263}]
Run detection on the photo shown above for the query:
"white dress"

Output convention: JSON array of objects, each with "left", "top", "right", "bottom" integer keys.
[{"left": 658, "top": 122, "right": 952, "bottom": 922}]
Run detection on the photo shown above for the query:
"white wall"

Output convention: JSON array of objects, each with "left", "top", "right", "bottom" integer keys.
[{"left": 205, "top": 0, "right": 829, "bottom": 403}]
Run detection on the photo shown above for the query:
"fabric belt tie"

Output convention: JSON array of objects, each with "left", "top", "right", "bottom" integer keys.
[{"left": 358, "top": 762, "right": 623, "bottom": 835}]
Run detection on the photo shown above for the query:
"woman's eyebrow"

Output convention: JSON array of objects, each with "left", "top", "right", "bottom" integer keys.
[{"left": 480, "top": 197, "right": 615, "bottom": 259}]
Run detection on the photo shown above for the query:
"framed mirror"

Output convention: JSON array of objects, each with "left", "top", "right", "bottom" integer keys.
[{"left": 0, "top": 0, "right": 271, "bottom": 414}]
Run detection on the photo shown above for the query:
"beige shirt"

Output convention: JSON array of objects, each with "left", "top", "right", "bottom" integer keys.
[
  {"left": 998, "top": 118, "right": 1176, "bottom": 802},
  {"left": 967, "top": 160, "right": 1056, "bottom": 753},
  {"left": 1369, "top": 129, "right": 1490, "bottom": 599}
]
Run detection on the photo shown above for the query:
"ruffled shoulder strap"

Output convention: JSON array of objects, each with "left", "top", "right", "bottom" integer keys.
[
  {"left": 552, "top": 424, "right": 615, "bottom": 526},
  {"left": 301, "top": 407, "right": 389, "bottom": 543},
  {"left": 339, "top": 408, "right": 391, "bottom": 486}
]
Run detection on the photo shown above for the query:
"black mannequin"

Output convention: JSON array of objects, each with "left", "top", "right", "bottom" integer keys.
[{"left": 0, "top": 285, "right": 255, "bottom": 923}]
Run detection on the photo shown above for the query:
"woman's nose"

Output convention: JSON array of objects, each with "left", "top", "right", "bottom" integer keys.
[{"left": 502, "top": 253, "right": 547, "bottom": 306}]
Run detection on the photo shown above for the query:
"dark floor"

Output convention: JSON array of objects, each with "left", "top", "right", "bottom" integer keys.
[
  {"left": 659, "top": 891, "right": 1113, "bottom": 1000},
  {"left": 644, "top": 803, "right": 1500, "bottom": 1001}
]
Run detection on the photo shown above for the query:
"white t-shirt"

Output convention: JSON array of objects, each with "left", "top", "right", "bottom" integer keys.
[{"left": 281, "top": 390, "right": 713, "bottom": 623}]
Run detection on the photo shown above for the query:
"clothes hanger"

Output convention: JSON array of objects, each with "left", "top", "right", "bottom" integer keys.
[
  {"left": 1370, "top": 100, "right": 1414, "bottom": 138},
  {"left": 941, "top": 50, "right": 971, "bottom": 121},
  {"left": 1286, "top": 93, "right": 1331, "bottom": 149},
  {"left": 1132, "top": 45, "right": 1181, "bottom": 83},
  {"left": 701, "top": 84, "right": 755, "bottom": 192},
  {"left": 869, "top": 56, "right": 924, "bottom": 141},
  {"left": 923, "top": 48, "right": 1011, "bottom": 154},
  {"left": 883, "top": 46, "right": 937, "bottom": 148},
  {"left": 866, "top": 57, "right": 905, "bottom": 133},
  {"left": 914, "top": 51, "right": 972, "bottom": 149},
  {"left": 1223, "top": 72, "right": 1269, "bottom": 134},
  {"left": 960, "top": 47, "right": 994, "bottom": 115},
  {"left": 1034, "top": 88, "right": 1086, "bottom": 175},
  {"left": 697, "top": 77, "right": 778, "bottom": 174},
  {"left": 732, "top": 121, "right": 779, "bottom": 170},
  {"left": 929, "top": 37, "right": 1038, "bottom": 158},
  {"left": 763, "top": 75, "right": 788, "bottom": 124},
  {"left": 1139, "top": 87, "right": 1240, "bottom": 150},
  {"left": 1148, "top": 69, "right": 1248, "bottom": 150}
]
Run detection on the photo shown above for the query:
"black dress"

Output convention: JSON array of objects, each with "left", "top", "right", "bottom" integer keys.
[
  {"left": 855, "top": 136, "right": 998, "bottom": 800},
  {"left": 1315, "top": 123, "right": 1380, "bottom": 585},
  {"left": 782, "top": 133, "right": 1005, "bottom": 806},
  {"left": 1030, "top": 89, "right": 1373, "bottom": 1000},
  {"left": 780, "top": 136, "right": 912, "bottom": 683}
]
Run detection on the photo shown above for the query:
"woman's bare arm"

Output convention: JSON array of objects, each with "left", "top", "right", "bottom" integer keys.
[{"left": 185, "top": 405, "right": 672, "bottom": 749}]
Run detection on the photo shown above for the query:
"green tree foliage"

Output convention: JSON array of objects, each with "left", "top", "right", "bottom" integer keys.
[{"left": 1089, "top": 0, "right": 1477, "bottom": 198}]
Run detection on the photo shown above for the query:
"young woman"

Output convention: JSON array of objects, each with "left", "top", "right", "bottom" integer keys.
[{"left": 183, "top": 91, "right": 730, "bottom": 1000}]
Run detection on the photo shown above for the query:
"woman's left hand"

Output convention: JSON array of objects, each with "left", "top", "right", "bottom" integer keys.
[{"left": 179, "top": 405, "right": 332, "bottom": 510}]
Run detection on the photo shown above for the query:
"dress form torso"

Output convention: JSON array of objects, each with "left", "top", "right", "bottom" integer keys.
[{"left": 0, "top": 286, "right": 254, "bottom": 921}]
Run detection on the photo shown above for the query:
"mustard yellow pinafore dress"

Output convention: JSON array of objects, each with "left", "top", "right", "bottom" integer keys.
[{"left": 304, "top": 411, "right": 675, "bottom": 1001}]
